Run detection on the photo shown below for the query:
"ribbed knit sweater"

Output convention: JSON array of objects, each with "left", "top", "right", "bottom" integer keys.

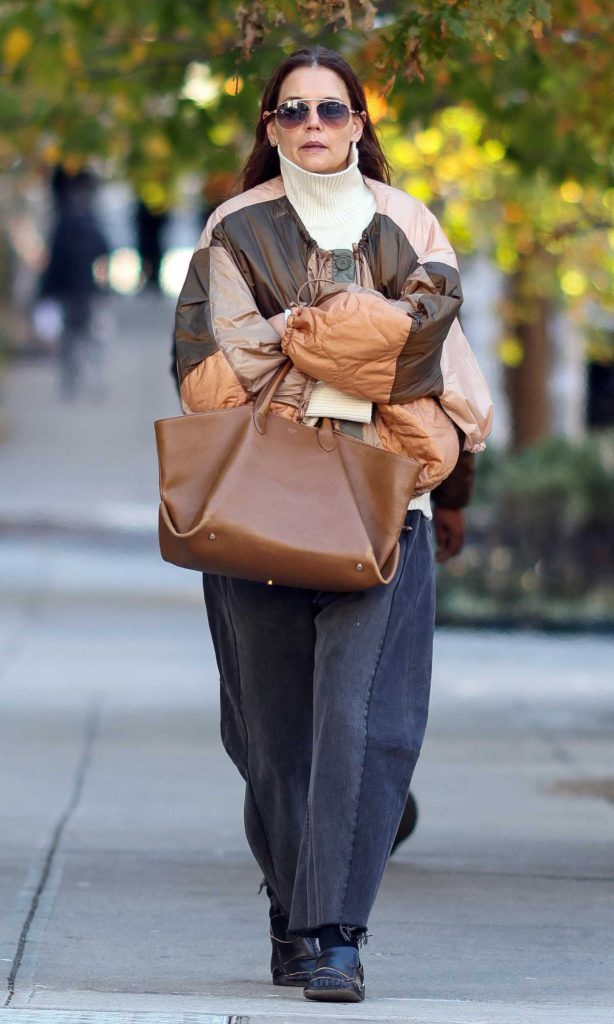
[
  {"left": 279, "top": 144, "right": 432, "bottom": 518},
  {"left": 279, "top": 143, "right": 375, "bottom": 250}
]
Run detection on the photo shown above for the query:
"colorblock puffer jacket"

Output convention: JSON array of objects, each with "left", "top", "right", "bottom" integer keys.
[{"left": 175, "top": 175, "right": 493, "bottom": 504}]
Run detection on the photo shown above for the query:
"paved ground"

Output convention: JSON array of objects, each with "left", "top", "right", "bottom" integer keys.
[{"left": 1, "top": 295, "right": 613, "bottom": 1024}]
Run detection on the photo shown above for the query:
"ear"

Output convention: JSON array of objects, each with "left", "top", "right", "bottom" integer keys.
[
  {"left": 350, "top": 111, "right": 366, "bottom": 145},
  {"left": 264, "top": 115, "right": 278, "bottom": 148}
]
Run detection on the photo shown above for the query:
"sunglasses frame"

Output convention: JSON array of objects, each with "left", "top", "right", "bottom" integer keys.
[{"left": 264, "top": 97, "right": 363, "bottom": 130}]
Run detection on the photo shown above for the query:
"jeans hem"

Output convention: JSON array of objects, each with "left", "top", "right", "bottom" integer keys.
[{"left": 287, "top": 923, "right": 369, "bottom": 947}]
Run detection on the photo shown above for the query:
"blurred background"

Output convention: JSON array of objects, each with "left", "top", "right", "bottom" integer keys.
[
  {"left": 1, "top": 0, "right": 613, "bottom": 626},
  {"left": 1, "top": 4, "right": 614, "bottom": 1015}
]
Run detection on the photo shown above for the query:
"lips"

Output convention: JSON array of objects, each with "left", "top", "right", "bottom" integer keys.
[{"left": 301, "top": 143, "right": 326, "bottom": 151}]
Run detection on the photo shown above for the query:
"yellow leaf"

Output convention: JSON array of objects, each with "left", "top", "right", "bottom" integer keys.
[
  {"left": 560, "top": 269, "right": 587, "bottom": 296},
  {"left": 495, "top": 240, "right": 519, "bottom": 273},
  {"left": 404, "top": 176, "right": 432, "bottom": 203},
  {"left": 498, "top": 337, "right": 524, "bottom": 367},
  {"left": 439, "top": 106, "right": 483, "bottom": 143},
  {"left": 388, "top": 137, "right": 420, "bottom": 171},
  {"left": 559, "top": 180, "right": 582, "bottom": 203},
  {"left": 41, "top": 141, "right": 61, "bottom": 165},
  {"left": 530, "top": 18, "right": 543, "bottom": 39},
  {"left": 62, "top": 40, "right": 82, "bottom": 72},
  {"left": 63, "top": 154, "right": 85, "bottom": 175},
  {"left": 414, "top": 127, "right": 443, "bottom": 155},
  {"left": 483, "top": 139, "right": 505, "bottom": 163},
  {"left": 364, "top": 87, "right": 388, "bottom": 124},
  {"left": 224, "top": 75, "right": 244, "bottom": 95},
  {"left": 209, "top": 122, "right": 238, "bottom": 146},
  {"left": 112, "top": 94, "right": 132, "bottom": 118},
  {"left": 436, "top": 154, "right": 462, "bottom": 183},
  {"left": 131, "top": 42, "right": 146, "bottom": 66},
  {"left": 140, "top": 182, "right": 169, "bottom": 211},
  {"left": 3, "top": 26, "right": 32, "bottom": 70},
  {"left": 144, "top": 134, "right": 171, "bottom": 159}
]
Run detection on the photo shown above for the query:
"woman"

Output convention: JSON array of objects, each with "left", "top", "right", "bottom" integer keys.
[{"left": 174, "top": 46, "right": 492, "bottom": 1003}]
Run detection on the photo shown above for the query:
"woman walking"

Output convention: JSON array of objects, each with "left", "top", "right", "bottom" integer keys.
[{"left": 174, "top": 46, "right": 492, "bottom": 1002}]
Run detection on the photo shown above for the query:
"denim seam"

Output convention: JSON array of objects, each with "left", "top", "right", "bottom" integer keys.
[
  {"left": 222, "top": 578, "right": 283, "bottom": 904},
  {"left": 337, "top": 525, "right": 413, "bottom": 922},
  {"left": 384, "top": 516, "right": 433, "bottom": 848},
  {"left": 381, "top": 534, "right": 425, "bottom": 862}
]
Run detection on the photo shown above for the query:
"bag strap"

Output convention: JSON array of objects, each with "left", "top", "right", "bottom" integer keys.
[
  {"left": 252, "top": 358, "right": 337, "bottom": 452},
  {"left": 253, "top": 360, "right": 293, "bottom": 434},
  {"left": 295, "top": 277, "right": 351, "bottom": 308}
]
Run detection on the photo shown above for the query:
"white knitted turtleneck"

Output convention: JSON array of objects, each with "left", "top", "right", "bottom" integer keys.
[
  {"left": 278, "top": 142, "right": 375, "bottom": 250},
  {"left": 279, "top": 143, "right": 432, "bottom": 518}
]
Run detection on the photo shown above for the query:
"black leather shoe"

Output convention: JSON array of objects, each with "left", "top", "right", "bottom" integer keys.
[
  {"left": 270, "top": 932, "right": 318, "bottom": 987},
  {"left": 303, "top": 945, "right": 365, "bottom": 1002}
]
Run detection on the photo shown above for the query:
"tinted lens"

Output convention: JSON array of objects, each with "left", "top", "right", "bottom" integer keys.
[
  {"left": 317, "top": 100, "right": 350, "bottom": 127},
  {"left": 276, "top": 100, "right": 310, "bottom": 128}
]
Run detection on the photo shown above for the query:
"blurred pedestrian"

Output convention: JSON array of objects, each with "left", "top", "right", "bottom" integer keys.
[
  {"left": 173, "top": 46, "right": 492, "bottom": 1002},
  {"left": 39, "top": 169, "right": 109, "bottom": 398},
  {"left": 135, "top": 199, "right": 168, "bottom": 291}
]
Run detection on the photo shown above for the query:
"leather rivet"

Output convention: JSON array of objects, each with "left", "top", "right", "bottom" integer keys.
[
  {"left": 355, "top": 563, "right": 364, "bottom": 571},
  {"left": 209, "top": 532, "right": 216, "bottom": 540}
]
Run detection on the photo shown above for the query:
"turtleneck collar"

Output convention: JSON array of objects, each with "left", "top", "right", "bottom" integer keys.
[
  {"left": 279, "top": 141, "right": 360, "bottom": 193},
  {"left": 277, "top": 143, "right": 375, "bottom": 247}
]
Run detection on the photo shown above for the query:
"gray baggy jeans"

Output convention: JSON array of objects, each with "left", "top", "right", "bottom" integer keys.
[{"left": 202, "top": 509, "right": 435, "bottom": 937}]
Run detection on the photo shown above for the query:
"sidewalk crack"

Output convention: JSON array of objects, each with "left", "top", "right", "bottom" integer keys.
[{"left": 3, "top": 700, "right": 102, "bottom": 1008}]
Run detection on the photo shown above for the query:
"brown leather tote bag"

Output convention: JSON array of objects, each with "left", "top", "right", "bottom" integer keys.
[{"left": 154, "top": 361, "right": 422, "bottom": 591}]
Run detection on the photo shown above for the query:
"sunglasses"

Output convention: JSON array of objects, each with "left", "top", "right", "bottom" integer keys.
[{"left": 264, "top": 98, "right": 361, "bottom": 131}]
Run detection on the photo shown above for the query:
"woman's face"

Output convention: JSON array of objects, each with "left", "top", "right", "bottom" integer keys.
[{"left": 265, "top": 65, "right": 365, "bottom": 174}]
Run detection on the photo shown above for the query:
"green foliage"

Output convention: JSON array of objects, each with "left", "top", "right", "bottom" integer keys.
[
  {"left": 475, "top": 433, "right": 614, "bottom": 527},
  {"left": 438, "top": 432, "right": 614, "bottom": 626},
  {"left": 1, "top": 0, "right": 613, "bottom": 395},
  {"left": 2, "top": 1, "right": 613, "bottom": 192}
]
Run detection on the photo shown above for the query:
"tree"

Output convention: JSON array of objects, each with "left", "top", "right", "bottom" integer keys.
[{"left": 2, "top": 0, "right": 613, "bottom": 445}]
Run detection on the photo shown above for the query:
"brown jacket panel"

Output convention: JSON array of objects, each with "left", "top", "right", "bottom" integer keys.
[
  {"left": 180, "top": 349, "right": 250, "bottom": 414},
  {"left": 375, "top": 400, "right": 461, "bottom": 494}
]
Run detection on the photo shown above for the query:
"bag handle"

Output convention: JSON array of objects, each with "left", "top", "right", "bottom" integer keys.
[
  {"left": 253, "top": 360, "right": 293, "bottom": 433},
  {"left": 295, "top": 277, "right": 352, "bottom": 308},
  {"left": 252, "top": 359, "right": 336, "bottom": 451}
]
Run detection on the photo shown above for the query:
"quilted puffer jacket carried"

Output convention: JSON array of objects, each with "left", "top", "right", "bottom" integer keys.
[{"left": 175, "top": 175, "right": 493, "bottom": 505}]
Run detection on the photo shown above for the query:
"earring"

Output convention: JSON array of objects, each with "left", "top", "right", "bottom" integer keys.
[{"left": 271, "top": 140, "right": 278, "bottom": 147}]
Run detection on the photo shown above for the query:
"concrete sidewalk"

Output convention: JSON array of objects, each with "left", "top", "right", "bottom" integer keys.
[
  {"left": 1, "top": 296, "right": 614, "bottom": 1023},
  {"left": 0, "top": 292, "right": 179, "bottom": 534}
]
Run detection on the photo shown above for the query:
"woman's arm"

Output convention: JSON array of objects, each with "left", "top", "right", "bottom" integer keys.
[
  {"left": 281, "top": 203, "right": 462, "bottom": 404},
  {"left": 175, "top": 219, "right": 286, "bottom": 414}
]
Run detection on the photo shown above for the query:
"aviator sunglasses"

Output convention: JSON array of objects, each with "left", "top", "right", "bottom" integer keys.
[{"left": 264, "top": 97, "right": 362, "bottom": 131}]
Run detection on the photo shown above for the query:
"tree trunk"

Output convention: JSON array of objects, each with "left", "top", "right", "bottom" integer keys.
[{"left": 504, "top": 251, "right": 554, "bottom": 451}]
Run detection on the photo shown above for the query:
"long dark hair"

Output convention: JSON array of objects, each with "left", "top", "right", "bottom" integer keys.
[{"left": 242, "top": 46, "right": 391, "bottom": 190}]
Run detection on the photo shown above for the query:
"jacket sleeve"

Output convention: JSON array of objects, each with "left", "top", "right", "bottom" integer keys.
[
  {"left": 431, "top": 450, "right": 476, "bottom": 510},
  {"left": 175, "top": 219, "right": 287, "bottom": 413},
  {"left": 281, "top": 203, "right": 462, "bottom": 404}
]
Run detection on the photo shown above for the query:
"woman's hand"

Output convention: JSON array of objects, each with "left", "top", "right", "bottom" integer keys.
[{"left": 432, "top": 507, "right": 465, "bottom": 562}]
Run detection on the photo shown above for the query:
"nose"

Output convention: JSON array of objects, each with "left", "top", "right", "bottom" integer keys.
[{"left": 304, "top": 103, "right": 322, "bottom": 130}]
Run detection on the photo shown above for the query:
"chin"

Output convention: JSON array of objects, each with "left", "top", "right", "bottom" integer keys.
[{"left": 297, "top": 150, "right": 338, "bottom": 172}]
